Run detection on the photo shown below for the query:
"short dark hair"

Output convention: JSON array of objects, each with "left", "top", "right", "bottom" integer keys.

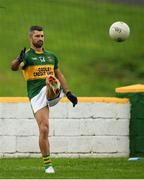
[{"left": 29, "top": 25, "right": 43, "bottom": 32}]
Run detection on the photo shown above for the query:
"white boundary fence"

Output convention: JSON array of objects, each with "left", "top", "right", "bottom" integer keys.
[{"left": 0, "top": 97, "right": 130, "bottom": 157}]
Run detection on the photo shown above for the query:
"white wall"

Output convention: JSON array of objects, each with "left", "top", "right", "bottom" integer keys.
[{"left": 0, "top": 98, "right": 130, "bottom": 157}]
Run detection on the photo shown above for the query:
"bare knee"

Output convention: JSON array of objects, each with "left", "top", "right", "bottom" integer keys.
[{"left": 39, "top": 123, "right": 49, "bottom": 138}]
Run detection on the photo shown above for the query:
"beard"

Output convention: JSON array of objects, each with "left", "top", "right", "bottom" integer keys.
[{"left": 32, "top": 40, "right": 43, "bottom": 48}]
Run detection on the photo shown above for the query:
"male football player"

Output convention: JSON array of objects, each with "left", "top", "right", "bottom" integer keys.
[{"left": 11, "top": 26, "right": 78, "bottom": 173}]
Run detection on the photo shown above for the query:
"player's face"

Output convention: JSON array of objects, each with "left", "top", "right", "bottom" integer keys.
[{"left": 30, "top": 30, "right": 44, "bottom": 48}]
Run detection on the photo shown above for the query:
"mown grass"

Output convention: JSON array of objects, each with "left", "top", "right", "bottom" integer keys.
[
  {"left": 0, "top": 0, "right": 144, "bottom": 96},
  {"left": 0, "top": 157, "right": 144, "bottom": 179}
]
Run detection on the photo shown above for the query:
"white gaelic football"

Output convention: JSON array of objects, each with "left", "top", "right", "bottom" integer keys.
[{"left": 109, "top": 21, "right": 130, "bottom": 42}]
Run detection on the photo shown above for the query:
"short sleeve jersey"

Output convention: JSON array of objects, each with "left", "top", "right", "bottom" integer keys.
[{"left": 22, "top": 48, "right": 59, "bottom": 99}]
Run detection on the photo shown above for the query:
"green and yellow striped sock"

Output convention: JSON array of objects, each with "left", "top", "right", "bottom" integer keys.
[{"left": 43, "top": 155, "right": 52, "bottom": 169}]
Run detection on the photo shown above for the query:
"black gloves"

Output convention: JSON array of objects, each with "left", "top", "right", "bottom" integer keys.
[
  {"left": 17, "top": 47, "right": 26, "bottom": 63},
  {"left": 66, "top": 91, "right": 78, "bottom": 107}
]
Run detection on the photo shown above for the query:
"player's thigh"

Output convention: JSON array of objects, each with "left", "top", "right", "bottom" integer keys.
[{"left": 34, "top": 106, "right": 49, "bottom": 128}]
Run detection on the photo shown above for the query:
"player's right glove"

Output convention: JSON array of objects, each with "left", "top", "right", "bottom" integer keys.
[
  {"left": 17, "top": 47, "right": 26, "bottom": 63},
  {"left": 66, "top": 91, "right": 78, "bottom": 107}
]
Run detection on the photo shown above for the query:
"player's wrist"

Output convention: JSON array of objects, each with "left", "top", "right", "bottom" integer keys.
[
  {"left": 16, "top": 57, "right": 21, "bottom": 63},
  {"left": 65, "top": 89, "right": 71, "bottom": 95},
  {"left": 17, "top": 56, "right": 21, "bottom": 62},
  {"left": 14, "top": 58, "right": 21, "bottom": 65}
]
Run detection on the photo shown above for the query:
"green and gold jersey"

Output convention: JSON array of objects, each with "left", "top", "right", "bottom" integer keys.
[{"left": 22, "top": 48, "right": 59, "bottom": 99}]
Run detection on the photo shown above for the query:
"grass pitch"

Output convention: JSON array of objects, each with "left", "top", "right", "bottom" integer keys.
[{"left": 0, "top": 157, "right": 144, "bottom": 179}]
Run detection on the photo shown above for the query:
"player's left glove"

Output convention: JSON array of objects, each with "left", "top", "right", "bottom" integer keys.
[
  {"left": 17, "top": 47, "right": 26, "bottom": 63},
  {"left": 66, "top": 91, "right": 78, "bottom": 107}
]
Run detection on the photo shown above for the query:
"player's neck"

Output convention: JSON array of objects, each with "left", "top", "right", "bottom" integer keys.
[{"left": 31, "top": 45, "right": 43, "bottom": 52}]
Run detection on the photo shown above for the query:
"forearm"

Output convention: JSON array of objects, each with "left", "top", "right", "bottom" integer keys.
[
  {"left": 55, "top": 69, "right": 70, "bottom": 94},
  {"left": 57, "top": 74, "right": 70, "bottom": 94},
  {"left": 11, "top": 58, "right": 25, "bottom": 71},
  {"left": 11, "top": 58, "right": 20, "bottom": 71},
  {"left": 54, "top": 68, "right": 78, "bottom": 107}
]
